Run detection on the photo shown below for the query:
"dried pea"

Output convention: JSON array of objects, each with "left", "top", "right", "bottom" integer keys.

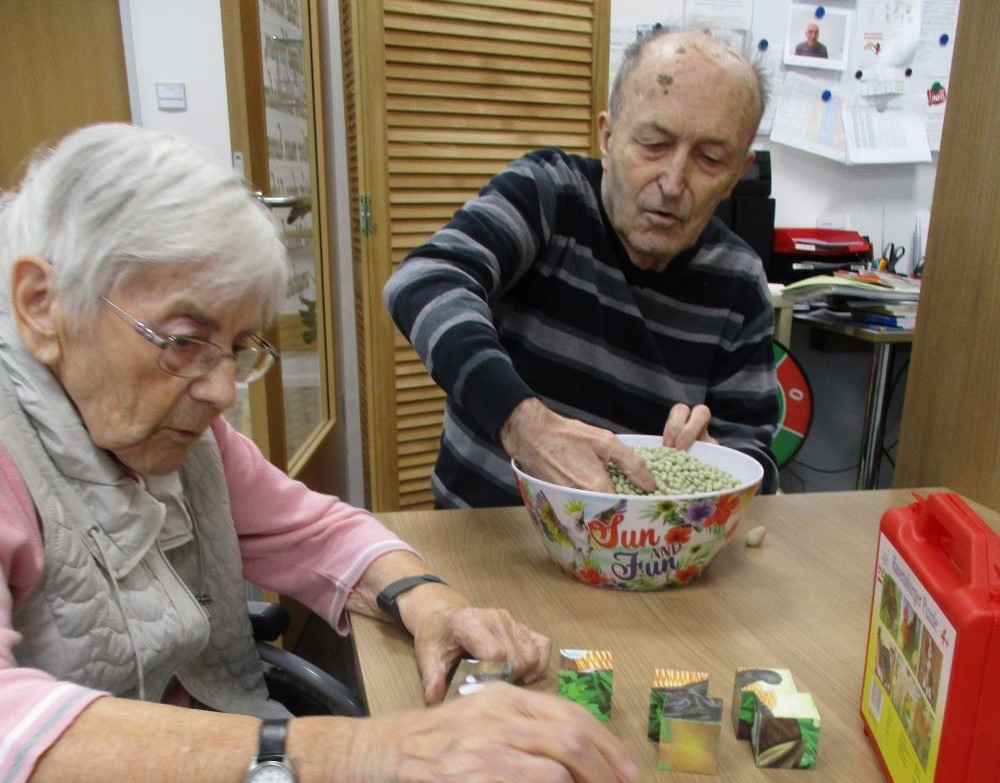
[{"left": 606, "top": 445, "right": 739, "bottom": 496}]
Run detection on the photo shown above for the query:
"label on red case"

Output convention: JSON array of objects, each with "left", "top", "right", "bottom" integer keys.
[{"left": 862, "top": 533, "right": 956, "bottom": 782}]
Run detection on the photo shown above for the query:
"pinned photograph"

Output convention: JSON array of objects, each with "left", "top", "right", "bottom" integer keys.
[{"left": 784, "top": 6, "right": 851, "bottom": 72}]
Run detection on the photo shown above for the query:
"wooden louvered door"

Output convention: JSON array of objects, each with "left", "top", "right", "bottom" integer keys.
[{"left": 340, "top": 0, "right": 610, "bottom": 511}]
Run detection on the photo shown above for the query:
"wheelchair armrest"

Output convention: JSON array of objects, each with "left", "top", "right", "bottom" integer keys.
[
  {"left": 256, "top": 641, "right": 366, "bottom": 718},
  {"left": 248, "top": 600, "right": 291, "bottom": 642}
]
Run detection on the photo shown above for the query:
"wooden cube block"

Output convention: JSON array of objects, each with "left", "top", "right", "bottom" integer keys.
[
  {"left": 444, "top": 658, "right": 514, "bottom": 701},
  {"left": 751, "top": 691, "right": 821, "bottom": 769},
  {"left": 648, "top": 669, "right": 709, "bottom": 741},
  {"left": 657, "top": 694, "right": 724, "bottom": 774},
  {"left": 731, "top": 667, "right": 798, "bottom": 739},
  {"left": 557, "top": 649, "right": 613, "bottom": 722}
]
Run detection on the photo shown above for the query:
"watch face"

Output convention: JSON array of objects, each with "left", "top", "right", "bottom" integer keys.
[{"left": 246, "top": 761, "right": 296, "bottom": 783}]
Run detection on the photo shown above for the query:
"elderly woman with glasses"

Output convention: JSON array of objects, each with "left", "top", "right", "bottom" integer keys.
[{"left": 0, "top": 124, "right": 638, "bottom": 783}]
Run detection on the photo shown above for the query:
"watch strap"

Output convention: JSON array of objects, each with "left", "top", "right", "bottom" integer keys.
[
  {"left": 257, "top": 718, "right": 290, "bottom": 763},
  {"left": 376, "top": 574, "right": 446, "bottom": 629}
]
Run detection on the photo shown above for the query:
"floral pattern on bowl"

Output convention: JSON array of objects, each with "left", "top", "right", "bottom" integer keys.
[{"left": 513, "top": 437, "right": 763, "bottom": 591}]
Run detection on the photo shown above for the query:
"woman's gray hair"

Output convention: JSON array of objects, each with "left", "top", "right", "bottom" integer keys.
[{"left": 0, "top": 122, "right": 288, "bottom": 324}]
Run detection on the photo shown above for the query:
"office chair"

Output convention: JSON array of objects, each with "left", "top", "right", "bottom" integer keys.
[{"left": 249, "top": 601, "right": 366, "bottom": 717}]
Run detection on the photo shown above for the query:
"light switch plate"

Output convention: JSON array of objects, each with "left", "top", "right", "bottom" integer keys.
[{"left": 155, "top": 82, "right": 187, "bottom": 111}]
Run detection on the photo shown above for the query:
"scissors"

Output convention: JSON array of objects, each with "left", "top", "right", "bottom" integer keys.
[{"left": 881, "top": 243, "right": 905, "bottom": 272}]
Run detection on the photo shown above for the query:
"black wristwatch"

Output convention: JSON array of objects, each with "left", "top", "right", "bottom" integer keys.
[
  {"left": 376, "top": 574, "right": 446, "bottom": 629},
  {"left": 244, "top": 718, "right": 296, "bottom": 783}
]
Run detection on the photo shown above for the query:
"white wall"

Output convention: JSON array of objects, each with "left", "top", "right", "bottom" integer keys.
[
  {"left": 765, "top": 144, "right": 936, "bottom": 253},
  {"left": 118, "top": 0, "right": 232, "bottom": 169}
]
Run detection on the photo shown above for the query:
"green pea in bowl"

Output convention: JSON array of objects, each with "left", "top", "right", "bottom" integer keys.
[{"left": 512, "top": 435, "right": 763, "bottom": 591}]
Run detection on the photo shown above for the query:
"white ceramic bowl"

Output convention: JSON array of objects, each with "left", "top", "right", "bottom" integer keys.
[{"left": 512, "top": 435, "right": 764, "bottom": 590}]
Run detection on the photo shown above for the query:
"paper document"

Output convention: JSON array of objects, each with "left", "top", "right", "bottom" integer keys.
[
  {"left": 770, "top": 73, "right": 847, "bottom": 162},
  {"left": 781, "top": 271, "right": 921, "bottom": 303},
  {"left": 843, "top": 103, "right": 932, "bottom": 164},
  {"left": 856, "top": 0, "right": 922, "bottom": 67}
]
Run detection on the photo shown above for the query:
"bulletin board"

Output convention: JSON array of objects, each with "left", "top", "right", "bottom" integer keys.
[{"left": 609, "top": 0, "right": 961, "bottom": 166}]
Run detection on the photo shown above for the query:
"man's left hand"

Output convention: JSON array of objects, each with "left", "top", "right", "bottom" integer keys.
[{"left": 662, "top": 403, "right": 717, "bottom": 450}]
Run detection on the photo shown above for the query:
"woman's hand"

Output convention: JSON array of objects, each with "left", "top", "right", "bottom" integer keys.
[
  {"left": 352, "top": 553, "right": 552, "bottom": 704},
  {"left": 410, "top": 601, "right": 551, "bottom": 703},
  {"left": 325, "top": 682, "right": 641, "bottom": 783},
  {"left": 391, "top": 579, "right": 550, "bottom": 703}
]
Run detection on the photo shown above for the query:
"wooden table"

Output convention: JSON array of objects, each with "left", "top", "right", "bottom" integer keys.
[{"left": 351, "top": 490, "right": 999, "bottom": 782}]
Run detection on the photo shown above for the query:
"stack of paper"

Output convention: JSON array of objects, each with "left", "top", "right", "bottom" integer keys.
[
  {"left": 780, "top": 271, "right": 921, "bottom": 304},
  {"left": 842, "top": 301, "right": 918, "bottom": 329}
]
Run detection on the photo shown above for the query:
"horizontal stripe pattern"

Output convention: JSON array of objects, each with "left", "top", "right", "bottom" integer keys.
[
  {"left": 385, "top": 148, "right": 779, "bottom": 507},
  {"left": 0, "top": 681, "right": 103, "bottom": 783}
]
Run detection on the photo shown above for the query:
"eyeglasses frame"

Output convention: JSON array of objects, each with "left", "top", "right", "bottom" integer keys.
[{"left": 99, "top": 297, "right": 279, "bottom": 383}]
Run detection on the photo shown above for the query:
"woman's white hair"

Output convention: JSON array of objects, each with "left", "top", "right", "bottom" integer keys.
[{"left": 0, "top": 122, "right": 288, "bottom": 324}]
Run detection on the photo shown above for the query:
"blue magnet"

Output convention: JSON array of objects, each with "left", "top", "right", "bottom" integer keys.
[
  {"left": 939, "top": 33, "right": 950, "bottom": 46},
  {"left": 815, "top": 6, "right": 826, "bottom": 19},
  {"left": 758, "top": 38, "right": 769, "bottom": 52},
  {"left": 821, "top": 90, "right": 832, "bottom": 102}
]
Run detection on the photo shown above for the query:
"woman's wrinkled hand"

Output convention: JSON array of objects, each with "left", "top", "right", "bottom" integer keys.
[
  {"left": 402, "top": 588, "right": 551, "bottom": 703},
  {"left": 341, "top": 682, "right": 641, "bottom": 783}
]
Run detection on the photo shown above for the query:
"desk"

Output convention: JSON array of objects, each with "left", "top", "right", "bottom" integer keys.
[
  {"left": 769, "top": 283, "right": 795, "bottom": 346},
  {"left": 794, "top": 313, "right": 914, "bottom": 490},
  {"left": 351, "top": 491, "right": 999, "bottom": 783}
]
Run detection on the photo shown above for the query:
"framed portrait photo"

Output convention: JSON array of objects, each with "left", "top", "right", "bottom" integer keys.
[{"left": 784, "top": 5, "right": 851, "bottom": 72}]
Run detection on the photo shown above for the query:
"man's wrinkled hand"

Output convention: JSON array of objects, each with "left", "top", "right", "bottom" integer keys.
[
  {"left": 662, "top": 402, "right": 716, "bottom": 450},
  {"left": 500, "top": 398, "right": 655, "bottom": 494}
]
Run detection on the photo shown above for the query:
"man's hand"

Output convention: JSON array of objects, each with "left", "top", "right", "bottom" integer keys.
[
  {"left": 662, "top": 402, "right": 717, "bottom": 450},
  {"left": 499, "top": 398, "right": 655, "bottom": 494}
]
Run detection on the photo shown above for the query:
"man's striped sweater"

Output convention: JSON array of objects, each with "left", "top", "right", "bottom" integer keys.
[{"left": 384, "top": 147, "right": 779, "bottom": 508}]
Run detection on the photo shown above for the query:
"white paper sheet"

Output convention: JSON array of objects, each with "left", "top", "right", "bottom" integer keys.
[
  {"left": 914, "top": 0, "right": 960, "bottom": 74},
  {"left": 684, "top": 0, "right": 754, "bottom": 29},
  {"left": 843, "top": 102, "right": 932, "bottom": 164},
  {"left": 856, "top": 0, "right": 923, "bottom": 67},
  {"left": 769, "top": 72, "right": 847, "bottom": 162}
]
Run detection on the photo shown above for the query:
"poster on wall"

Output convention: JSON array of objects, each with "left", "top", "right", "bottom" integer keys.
[
  {"left": 856, "top": 0, "right": 922, "bottom": 68},
  {"left": 608, "top": 0, "right": 959, "bottom": 164}
]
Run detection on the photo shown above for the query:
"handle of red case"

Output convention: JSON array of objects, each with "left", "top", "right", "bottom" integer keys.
[{"left": 915, "top": 492, "right": 990, "bottom": 588}]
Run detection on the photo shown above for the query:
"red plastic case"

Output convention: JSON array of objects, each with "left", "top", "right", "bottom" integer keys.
[{"left": 860, "top": 492, "right": 1000, "bottom": 782}]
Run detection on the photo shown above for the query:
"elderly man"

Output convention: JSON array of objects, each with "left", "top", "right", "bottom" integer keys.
[
  {"left": 0, "top": 123, "right": 638, "bottom": 783},
  {"left": 795, "top": 23, "right": 830, "bottom": 58},
  {"left": 384, "top": 30, "right": 779, "bottom": 508}
]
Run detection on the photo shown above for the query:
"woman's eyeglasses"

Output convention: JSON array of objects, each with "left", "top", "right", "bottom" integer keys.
[{"left": 100, "top": 298, "right": 279, "bottom": 384}]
